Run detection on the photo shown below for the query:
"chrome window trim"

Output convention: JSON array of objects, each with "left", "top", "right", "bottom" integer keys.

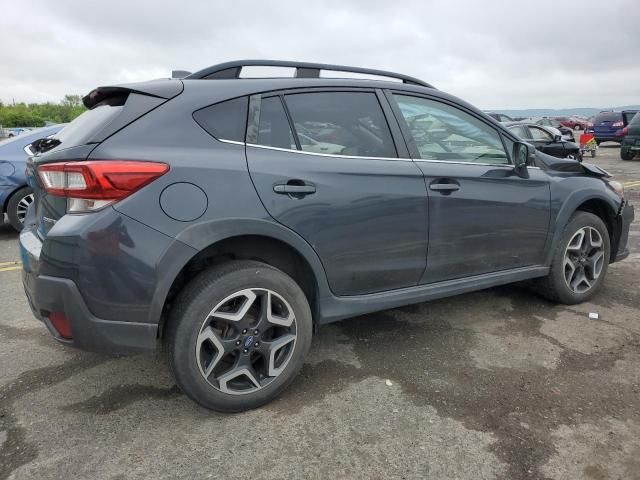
[
  {"left": 231, "top": 141, "right": 542, "bottom": 168},
  {"left": 413, "top": 158, "right": 513, "bottom": 168},
  {"left": 218, "top": 138, "right": 246, "bottom": 146},
  {"left": 414, "top": 158, "right": 542, "bottom": 169},
  {"left": 245, "top": 142, "right": 407, "bottom": 161},
  {"left": 23, "top": 145, "right": 35, "bottom": 155}
]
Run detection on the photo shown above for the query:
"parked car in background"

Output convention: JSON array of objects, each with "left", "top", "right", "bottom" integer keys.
[
  {"left": 532, "top": 117, "right": 575, "bottom": 141},
  {"left": 592, "top": 111, "right": 627, "bottom": 145},
  {"left": 3, "top": 127, "right": 32, "bottom": 138},
  {"left": 485, "top": 112, "right": 514, "bottom": 123},
  {"left": 555, "top": 116, "right": 587, "bottom": 131},
  {"left": 620, "top": 112, "right": 640, "bottom": 161},
  {"left": 506, "top": 122, "right": 581, "bottom": 160},
  {"left": 1, "top": 125, "right": 64, "bottom": 231}
]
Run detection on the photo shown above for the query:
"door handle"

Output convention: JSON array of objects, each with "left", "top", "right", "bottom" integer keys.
[
  {"left": 429, "top": 183, "right": 459, "bottom": 192},
  {"left": 273, "top": 182, "right": 316, "bottom": 196}
]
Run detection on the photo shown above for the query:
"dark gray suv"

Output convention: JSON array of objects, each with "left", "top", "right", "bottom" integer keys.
[{"left": 20, "top": 60, "right": 634, "bottom": 412}]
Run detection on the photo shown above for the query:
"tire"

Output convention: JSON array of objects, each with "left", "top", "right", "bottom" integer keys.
[
  {"left": 620, "top": 149, "right": 633, "bottom": 161},
  {"left": 6, "top": 186, "right": 34, "bottom": 232},
  {"left": 535, "top": 211, "right": 610, "bottom": 304},
  {"left": 166, "top": 260, "right": 313, "bottom": 412},
  {"left": 574, "top": 125, "right": 581, "bottom": 131}
]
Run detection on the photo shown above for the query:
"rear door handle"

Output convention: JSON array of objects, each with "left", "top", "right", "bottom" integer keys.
[
  {"left": 429, "top": 183, "right": 459, "bottom": 192},
  {"left": 273, "top": 183, "right": 316, "bottom": 195}
]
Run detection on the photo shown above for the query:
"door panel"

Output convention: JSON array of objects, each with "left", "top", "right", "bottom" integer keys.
[
  {"left": 246, "top": 90, "right": 428, "bottom": 296},
  {"left": 416, "top": 162, "right": 550, "bottom": 282},
  {"left": 246, "top": 147, "right": 428, "bottom": 295},
  {"left": 389, "top": 93, "right": 551, "bottom": 283}
]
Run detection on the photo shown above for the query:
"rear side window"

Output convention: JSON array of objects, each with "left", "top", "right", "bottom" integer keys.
[
  {"left": 594, "top": 112, "right": 622, "bottom": 123},
  {"left": 630, "top": 113, "right": 640, "bottom": 125},
  {"left": 256, "top": 96, "right": 295, "bottom": 149},
  {"left": 193, "top": 97, "right": 248, "bottom": 142},
  {"left": 284, "top": 92, "right": 397, "bottom": 158}
]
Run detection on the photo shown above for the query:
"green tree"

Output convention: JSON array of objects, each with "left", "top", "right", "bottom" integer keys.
[{"left": 0, "top": 95, "right": 86, "bottom": 128}]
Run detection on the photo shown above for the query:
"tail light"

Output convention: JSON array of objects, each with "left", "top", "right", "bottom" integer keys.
[
  {"left": 622, "top": 127, "right": 629, "bottom": 136},
  {"left": 38, "top": 160, "right": 169, "bottom": 212},
  {"left": 612, "top": 121, "right": 624, "bottom": 127}
]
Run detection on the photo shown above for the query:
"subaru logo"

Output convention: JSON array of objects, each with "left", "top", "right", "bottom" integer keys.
[{"left": 244, "top": 336, "right": 254, "bottom": 348}]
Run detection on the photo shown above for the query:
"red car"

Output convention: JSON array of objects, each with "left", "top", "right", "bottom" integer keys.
[{"left": 555, "top": 116, "right": 588, "bottom": 131}]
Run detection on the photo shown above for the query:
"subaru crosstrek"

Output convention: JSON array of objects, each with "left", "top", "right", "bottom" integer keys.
[{"left": 20, "top": 60, "right": 634, "bottom": 412}]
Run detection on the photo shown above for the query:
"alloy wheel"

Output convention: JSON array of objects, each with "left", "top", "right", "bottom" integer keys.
[
  {"left": 563, "top": 226, "right": 605, "bottom": 294},
  {"left": 195, "top": 288, "right": 297, "bottom": 395},
  {"left": 16, "top": 193, "right": 34, "bottom": 224}
]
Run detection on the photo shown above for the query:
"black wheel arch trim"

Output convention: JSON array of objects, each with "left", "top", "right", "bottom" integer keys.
[
  {"left": 150, "top": 217, "right": 332, "bottom": 328},
  {"left": 544, "top": 188, "right": 622, "bottom": 266}
]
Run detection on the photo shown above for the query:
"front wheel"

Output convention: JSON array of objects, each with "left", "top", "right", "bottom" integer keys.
[
  {"left": 620, "top": 149, "right": 633, "bottom": 161},
  {"left": 535, "top": 212, "right": 610, "bottom": 304},
  {"left": 166, "top": 260, "right": 312, "bottom": 412},
  {"left": 6, "top": 186, "right": 34, "bottom": 232}
]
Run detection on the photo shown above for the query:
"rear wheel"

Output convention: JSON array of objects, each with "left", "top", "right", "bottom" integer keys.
[
  {"left": 535, "top": 212, "right": 610, "bottom": 304},
  {"left": 620, "top": 149, "right": 633, "bottom": 161},
  {"left": 166, "top": 260, "right": 312, "bottom": 412},
  {"left": 6, "top": 186, "right": 33, "bottom": 232}
]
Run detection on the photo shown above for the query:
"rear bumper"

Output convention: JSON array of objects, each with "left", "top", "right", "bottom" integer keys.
[
  {"left": 612, "top": 200, "right": 634, "bottom": 263},
  {"left": 593, "top": 134, "right": 622, "bottom": 143},
  {"left": 22, "top": 270, "right": 158, "bottom": 354},
  {"left": 18, "top": 207, "right": 196, "bottom": 354}
]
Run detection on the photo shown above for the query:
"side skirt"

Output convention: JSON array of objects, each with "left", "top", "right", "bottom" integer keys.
[{"left": 318, "top": 265, "right": 549, "bottom": 324}]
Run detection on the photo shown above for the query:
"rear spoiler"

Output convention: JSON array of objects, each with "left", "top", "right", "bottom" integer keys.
[{"left": 83, "top": 79, "right": 184, "bottom": 109}]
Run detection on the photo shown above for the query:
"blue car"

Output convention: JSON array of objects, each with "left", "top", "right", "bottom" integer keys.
[
  {"left": 1, "top": 125, "right": 64, "bottom": 231},
  {"left": 591, "top": 111, "right": 639, "bottom": 145}
]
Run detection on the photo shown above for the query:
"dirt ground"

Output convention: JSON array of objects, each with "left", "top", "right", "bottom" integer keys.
[{"left": 1, "top": 141, "right": 639, "bottom": 480}]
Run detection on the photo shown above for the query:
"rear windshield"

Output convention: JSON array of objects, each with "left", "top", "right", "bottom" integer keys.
[
  {"left": 53, "top": 103, "right": 123, "bottom": 147},
  {"left": 594, "top": 112, "right": 622, "bottom": 123}
]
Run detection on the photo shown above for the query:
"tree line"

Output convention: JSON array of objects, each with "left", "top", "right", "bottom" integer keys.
[{"left": 0, "top": 95, "right": 86, "bottom": 128}]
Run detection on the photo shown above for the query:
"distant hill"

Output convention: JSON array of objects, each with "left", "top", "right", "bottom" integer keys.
[{"left": 489, "top": 105, "right": 640, "bottom": 119}]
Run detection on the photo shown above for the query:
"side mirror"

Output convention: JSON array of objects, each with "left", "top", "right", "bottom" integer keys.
[
  {"left": 513, "top": 142, "right": 529, "bottom": 169},
  {"left": 553, "top": 134, "right": 562, "bottom": 142}
]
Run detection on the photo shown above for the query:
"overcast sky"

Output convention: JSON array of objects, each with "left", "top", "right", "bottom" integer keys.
[{"left": 2, "top": 0, "right": 639, "bottom": 109}]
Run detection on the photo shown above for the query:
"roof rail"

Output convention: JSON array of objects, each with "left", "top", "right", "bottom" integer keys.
[{"left": 185, "top": 60, "right": 433, "bottom": 88}]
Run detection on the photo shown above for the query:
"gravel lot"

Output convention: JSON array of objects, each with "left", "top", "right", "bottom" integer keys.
[{"left": 1, "top": 142, "right": 639, "bottom": 480}]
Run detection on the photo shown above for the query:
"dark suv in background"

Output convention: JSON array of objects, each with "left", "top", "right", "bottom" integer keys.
[
  {"left": 621, "top": 112, "right": 640, "bottom": 160},
  {"left": 20, "top": 60, "right": 633, "bottom": 412}
]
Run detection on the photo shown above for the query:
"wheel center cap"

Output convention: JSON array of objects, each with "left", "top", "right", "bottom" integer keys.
[{"left": 243, "top": 335, "right": 255, "bottom": 348}]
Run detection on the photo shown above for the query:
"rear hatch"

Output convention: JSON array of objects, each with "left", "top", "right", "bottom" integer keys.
[
  {"left": 25, "top": 79, "right": 183, "bottom": 238},
  {"left": 592, "top": 111, "right": 623, "bottom": 139}
]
